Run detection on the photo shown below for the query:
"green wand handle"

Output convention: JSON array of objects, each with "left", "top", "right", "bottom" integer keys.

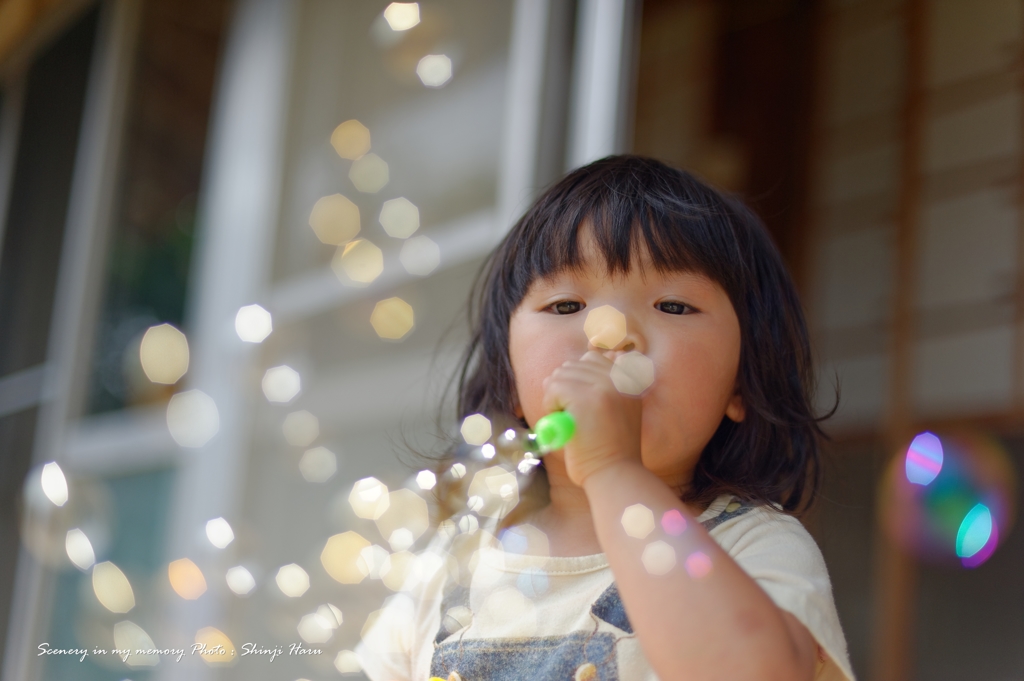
[{"left": 532, "top": 411, "right": 576, "bottom": 454}]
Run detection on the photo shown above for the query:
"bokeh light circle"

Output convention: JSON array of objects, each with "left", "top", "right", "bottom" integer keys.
[
  {"left": 139, "top": 323, "right": 189, "bottom": 384},
  {"left": 349, "top": 153, "right": 389, "bottom": 193},
  {"left": 417, "top": 54, "right": 453, "bottom": 87},
  {"left": 235, "top": 304, "right": 272, "bottom": 343},
  {"left": 309, "top": 193, "right": 361, "bottom": 245},
  {"left": 370, "top": 297, "right": 414, "bottom": 340},
  {"left": 330, "top": 119, "right": 371, "bottom": 160},
  {"left": 399, "top": 235, "right": 440, "bottom": 275},
  {"left": 167, "top": 390, "right": 220, "bottom": 447},
  {"left": 383, "top": 2, "right": 420, "bottom": 31}
]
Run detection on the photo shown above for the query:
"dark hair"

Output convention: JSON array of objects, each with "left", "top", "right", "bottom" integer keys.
[{"left": 451, "top": 155, "right": 829, "bottom": 514}]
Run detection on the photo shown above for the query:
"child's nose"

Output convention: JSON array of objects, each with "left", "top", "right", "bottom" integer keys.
[
  {"left": 584, "top": 305, "right": 639, "bottom": 349},
  {"left": 583, "top": 305, "right": 646, "bottom": 354},
  {"left": 604, "top": 327, "right": 644, "bottom": 355},
  {"left": 615, "top": 329, "right": 644, "bottom": 354}
]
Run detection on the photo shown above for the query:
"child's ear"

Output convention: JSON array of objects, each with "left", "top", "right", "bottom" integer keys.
[{"left": 725, "top": 392, "right": 745, "bottom": 423}]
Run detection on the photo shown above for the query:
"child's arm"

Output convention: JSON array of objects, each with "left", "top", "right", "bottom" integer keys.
[
  {"left": 583, "top": 461, "right": 818, "bottom": 680},
  {"left": 543, "top": 351, "right": 819, "bottom": 681}
]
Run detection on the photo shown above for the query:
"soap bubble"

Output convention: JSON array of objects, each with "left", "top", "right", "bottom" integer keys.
[
  {"left": 584, "top": 305, "right": 626, "bottom": 349},
  {"left": 167, "top": 390, "right": 220, "bottom": 447},
  {"left": 262, "top": 365, "right": 301, "bottom": 403},
  {"left": 641, "top": 540, "right": 676, "bottom": 575},
  {"left": 621, "top": 503, "right": 655, "bottom": 539},
  {"left": 415, "top": 470, "right": 436, "bottom": 490},
  {"left": 275, "top": 563, "right": 310, "bottom": 597},
  {"left": 399, "top": 235, "right": 440, "bottom": 275},
  {"left": 235, "top": 304, "right": 272, "bottom": 343},
  {"left": 331, "top": 120, "right": 371, "bottom": 160},
  {"left": 460, "top": 414, "right": 491, "bottom": 446},
  {"left": 383, "top": 2, "right": 420, "bottom": 31},
  {"left": 610, "top": 351, "right": 655, "bottom": 395},
  {"left": 40, "top": 462, "right": 68, "bottom": 507},
  {"left": 205, "top": 517, "right": 234, "bottom": 548},
  {"left": 416, "top": 54, "right": 453, "bottom": 87},
  {"left": 226, "top": 566, "right": 256, "bottom": 595},
  {"left": 880, "top": 430, "right": 1015, "bottom": 568}
]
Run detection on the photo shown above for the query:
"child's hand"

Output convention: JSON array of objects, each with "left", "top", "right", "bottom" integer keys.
[{"left": 541, "top": 350, "right": 642, "bottom": 486}]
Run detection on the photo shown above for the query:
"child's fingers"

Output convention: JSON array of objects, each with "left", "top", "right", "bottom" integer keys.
[
  {"left": 545, "top": 352, "right": 620, "bottom": 389},
  {"left": 543, "top": 366, "right": 613, "bottom": 399},
  {"left": 542, "top": 362, "right": 620, "bottom": 414},
  {"left": 542, "top": 368, "right": 603, "bottom": 410},
  {"left": 540, "top": 348, "right": 630, "bottom": 414},
  {"left": 541, "top": 373, "right": 588, "bottom": 413},
  {"left": 559, "top": 350, "right": 619, "bottom": 379},
  {"left": 548, "top": 362, "right": 610, "bottom": 383},
  {"left": 579, "top": 349, "right": 616, "bottom": 366}
]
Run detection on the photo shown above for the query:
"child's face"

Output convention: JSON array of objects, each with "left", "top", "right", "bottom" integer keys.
[{"left": 508, "top": 230, "right": 744, "bottom": 487}]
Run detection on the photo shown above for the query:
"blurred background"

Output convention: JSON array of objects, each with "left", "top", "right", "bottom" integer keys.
[{"left": 0, "top": 0, "right": 1021, "bottom": 680}]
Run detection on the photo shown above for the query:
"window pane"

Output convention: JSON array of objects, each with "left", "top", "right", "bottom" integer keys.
[
  {"left": 40, "top": 468, "right": 175, "bottom": 681},
  {"left": 0, "top": 9, "right": 99, "bottom": 377},
  {"left": 272, "top": 0, "right": 513, "bottom": 282},
  {"left": 86, "top": 0, "right": 231, "bottom": 414}
]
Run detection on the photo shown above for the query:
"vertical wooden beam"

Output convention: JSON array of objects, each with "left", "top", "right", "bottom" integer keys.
[
  {"left": 869, "top": 0, "right": 925, "bottom": 679},
  {"left": 1014, "top": 5, "right": 1024, "bottom": 415},
  {"left": 0, "top": 0, "right": 42, "bottom": 63},
  {"left": 794, "top": 0, "right": 829, "bottom": 301},
  {"left": 0, "top": 0, "right": 94, "bottom": 75}
]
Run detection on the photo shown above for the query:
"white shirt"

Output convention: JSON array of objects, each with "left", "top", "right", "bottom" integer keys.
[{"left": 358, "top": 495, "right": 855, "bottom": 681}]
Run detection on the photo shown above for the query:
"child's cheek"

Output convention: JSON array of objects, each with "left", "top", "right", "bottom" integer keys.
[
  {"left": 509, "top": 320, "right": 581, "bottom": 426},
  {"left": 642, "top": 339, "right": 736, "bottom": 461}
]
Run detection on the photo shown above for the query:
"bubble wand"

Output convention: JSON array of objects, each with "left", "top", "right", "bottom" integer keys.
[{"left": 527, "top": 411, "right": 577, "bottom": 454}]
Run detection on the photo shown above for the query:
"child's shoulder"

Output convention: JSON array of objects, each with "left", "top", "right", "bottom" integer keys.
[{"left": 700, "top": 495, "right": 823, "bottom": 563}]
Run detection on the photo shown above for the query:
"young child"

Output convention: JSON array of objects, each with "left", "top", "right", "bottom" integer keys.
[{"left": 358, "top": 156, "right": 854, "bottom": 681}]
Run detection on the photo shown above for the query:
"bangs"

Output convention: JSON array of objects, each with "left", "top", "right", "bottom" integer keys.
[{"left": 511, "top": 159, "right": 741, "bottom": 299}]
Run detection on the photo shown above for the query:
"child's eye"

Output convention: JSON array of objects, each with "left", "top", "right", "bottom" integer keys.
[
  {"left": 548, "top": 300, "right": 583, "bottom": 315},
  {"left": 657, "top": 301, "right": 692, "bottom": 315}
]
